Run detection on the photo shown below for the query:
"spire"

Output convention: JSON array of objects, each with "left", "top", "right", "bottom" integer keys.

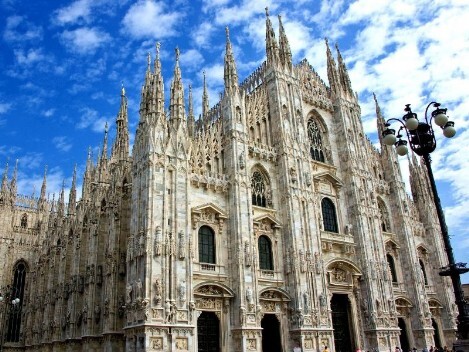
[
  {"left": 169, "top": 47, "right": 185, "bottom": 129},
  {"left": 188, "top": 84, "right": 195, "bottom": 137},
  {"left": 336, "top": 43, "right": 353, "bottom": 96},
  {"left": 38, "top": 165, "right": 47, "bottom": 210},
  {"left": 9, "top": 159, "right": 18, "bottom": 206},
  {"left": 151, "top": 42, "right": 165, "bottom": 118},
  {"left": 68, "top": 164, "right": 77, "bottom": 216},
  {"left": 82, "top": 147, "right": 93, "bottom": 201},
  {"left": 101, "top": 122, "right": 108, "bottom": 161},
  {"left": 265, "top": 7, "right": 279, "bottom": 67},
  {"left": 325, "top": 38, "right": 339, "bottom": 95},
  {"left": 57, "top": 180, "right": 65, "bottom": 218},
  {"left": 139, "top": 52, "right": 153, "bottom": 119},
  {"left": 277, "top": 15, "right": 292, "bottom": 71},
  {"left": 224, "top": 26, "right": 238, "bottom": 93},
  {"left": 374, "top": 93, "right": 402, "bottom": 181},
  {"left": 1, "top": 161, "right": 9, "bottom": 194},
  {"left": 202, "top": 70, "right": 210, "bottom": 127},
  {"left": 113, "top": 84, "right": 129, "bottom": 160},
  {"left": 86, "top": 147, "right": 93, "bottom": 176},
  {"left": 374, "top": 93, "right": 386, "bottom": 145}
]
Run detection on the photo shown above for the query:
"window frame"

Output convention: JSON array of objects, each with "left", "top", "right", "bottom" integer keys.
[
  {"left": 198, "top": 225, "right": 216, "bottom": 264},
  {"left": 321, "top": 197, "right": 338, "bottom": 233},
  {"left": 258, "top": 235, "right": 274, "bottom": 271}
]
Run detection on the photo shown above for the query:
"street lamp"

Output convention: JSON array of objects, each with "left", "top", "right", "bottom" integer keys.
[
  {"left": 0, "top": 286, "right": 22, "bottom": 351},
  {"left": 382, "top": 102, "right": 469, "bottom": 342}
]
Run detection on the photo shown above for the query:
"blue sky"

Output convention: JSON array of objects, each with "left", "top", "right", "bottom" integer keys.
[{"left": 0, "top": 0, "right": 468, "bottom": 283}]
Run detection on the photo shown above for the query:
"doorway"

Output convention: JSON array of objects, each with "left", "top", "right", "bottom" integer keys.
[
  {"left": 261, "top": 314, "right": 282, "bottom": 352},
  {"left": 398, "top": 317, "right": 410, "bottom": 352},
  {"left": 331, "top": 294, "right": 353, "bottom": 352},
  {"left": 197, "top": 311, "right": 220, "bottom": 352}
]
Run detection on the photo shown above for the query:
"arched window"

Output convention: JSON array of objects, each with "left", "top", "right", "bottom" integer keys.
[
  {"left": 198, "top": 226, "right": 215, "bottom": 264},
  {"left": 251, "top": 171, "right": 267, "bottom": 207},
  {"left": 378, "top": 200, "right": 390, "bottom": 232},
  {"left": 20, "top": 213, "right": 28, "bottom": 229},
  {"left": 386, "top": 254, "right": 398, "bottom": 283},
  {"left": 419, "top": 259, "right": 428, "bottom": 285},
  {"left": 6, "top": 261, "right": 27, "bottom": 342},
  {"left": 258, "top": 236, "right": 273, "bottom": 270},
  {"left": 321, "top": 198, "right": 338, "bottom": 233},
  {"left": 307, "top": 119, "right": 325, "bottom": 162}
]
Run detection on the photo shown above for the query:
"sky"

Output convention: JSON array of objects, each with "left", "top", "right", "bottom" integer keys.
[{"left": 0, "top": 0, "right": 468, "bottom": 283}]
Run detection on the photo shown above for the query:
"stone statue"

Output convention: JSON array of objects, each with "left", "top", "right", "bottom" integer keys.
[
  {"left": 135, "top": 279, "right": 143, "bottom": 300},
  {"left": 125, "top": 284, "right": 132, "bottom": 305}
]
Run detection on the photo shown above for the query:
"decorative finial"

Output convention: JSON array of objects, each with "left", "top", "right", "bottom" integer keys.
[
  {"left": 175, "top": 47, "right": 180, "bottom": 61},
  {"left": 104, "top": 122, "right": 109, "bottom": 133},
  {"left": 121, "top": 81, "right": 125, "bottom": 96},
  {"left": 265, "top": 7, "right": 269, "bottom": 16},
  {"left": 225, "top": 26, "right": 230, "bottom": 39},
  {"left": 147, "top": 52, "right": 151, "bottom": 66},
  {"left": 156, "top": 42, "right": 160, "bottom": 57}
]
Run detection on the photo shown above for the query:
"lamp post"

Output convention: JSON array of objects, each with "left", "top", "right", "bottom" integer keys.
[
  {"left": 382, "top": 102, "right": 469, "bottom": 342},
  {"left": 0, "top": 285, "right": 22, "bottom": 351}
]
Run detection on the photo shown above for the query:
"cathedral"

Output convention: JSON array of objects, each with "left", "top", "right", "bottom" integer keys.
[{"left": 0, "top": 10, "right": 458, "bottom": 352}]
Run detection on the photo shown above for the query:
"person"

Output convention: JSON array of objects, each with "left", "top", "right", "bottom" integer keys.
[
  {"left": 396, "top": 347, "right": 401, "bottom": 352},
  {"left": 324, "top": 346, "right": 330, "bottom": 352}
]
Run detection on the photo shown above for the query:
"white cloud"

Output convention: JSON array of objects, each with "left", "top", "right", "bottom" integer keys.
[
  {"left": 53, "top": 0, "right": 93, "bottom": 25},
  {"left": 18, "top": 152, "right": 43, "bottom": 170},
  {"left": 14, "top": 48, "right": 48, "bottom": 66},
  {"left": 0, "top": 102, "right": 12, "bottom": 114},
  {"left": 213, "top": 1, "right": 280, "bottom": 26},
  {"left": 122, "top": 0, "right": 182, "bottom": 39},
  {"left": 192, "top": 22, "right": 215, "bottom": 48},
  {"left": 52, "top": 136, "right": 73, "bottom": 152},
  {"left": 3, "top": 15, "right": 43, "bottom": 42},
  {"left": 60, "top": 27, "right": 111, "bottom": 54},
  {"left": 76, "top": 107, "right": 111, "bottom": 133},
  {"left": 180, "top": 49, "right": 205, "bottom": 72},
  {"left": 42, "top": 108, "right": 56, "bottom": 117}
]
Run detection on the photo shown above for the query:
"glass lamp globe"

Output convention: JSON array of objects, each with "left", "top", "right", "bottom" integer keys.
[
  {"left": 443, "top": 122, "right": 456, "bottom": 138},
  {"left": 383, "top": 129, "right": 397, "bottom": 146},
  {"left": 434, "top": 111, "right": 449, "bottom": 127},
  {"left": 0, "top": 296, "right": 4, "bottom": 302},
  {"left": 405, "top": 117, "right": 419, "bottom": 130},
  {"left": 396, "top": 140, "right": 408, "bottom": 156}
]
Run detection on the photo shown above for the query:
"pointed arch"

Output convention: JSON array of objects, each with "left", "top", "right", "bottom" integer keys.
[
  {"left": 306, "top": 110, "right": 330, "bottom": 163},
  {"left": 377, "top": 197, "right": 391, "bottom": 232},
  {"left": 5, "top": 260, "right": 29, "bottom": 342},
  {"left": 250, "top": 164, "right": 272, "bottom": 208}
]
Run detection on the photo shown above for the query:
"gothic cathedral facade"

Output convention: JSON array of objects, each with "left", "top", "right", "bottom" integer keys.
[{"left": 0, "top": 11, "right": 458, "bottom": 352}]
